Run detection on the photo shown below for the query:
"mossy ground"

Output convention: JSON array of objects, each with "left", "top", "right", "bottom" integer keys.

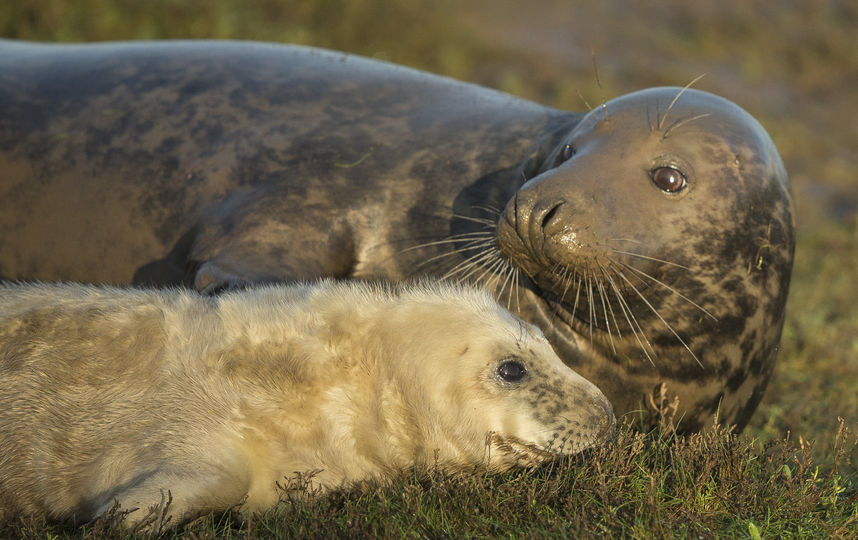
[{"left": 1, "top": 1, "right": 856, "bottom": 537}]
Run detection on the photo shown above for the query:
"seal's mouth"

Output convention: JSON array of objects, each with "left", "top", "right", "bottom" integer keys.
[
  {"left": 487, "top": 433, "right": 561, "bottom": 464},
  {"left": 496, "top": 215, "right": 657, "bottom": 331},
  {"left": 488, "top": 423, "right": 616, "bottom": 463}
]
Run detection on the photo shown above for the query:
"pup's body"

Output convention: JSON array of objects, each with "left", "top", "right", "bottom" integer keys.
[{"left": 0, "top": 281, "right": 614, "bottom": 527}]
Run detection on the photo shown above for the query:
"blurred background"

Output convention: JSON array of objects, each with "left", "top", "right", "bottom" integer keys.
[{"left": 2, "top": 0, "right": 856, "bottom": 455}]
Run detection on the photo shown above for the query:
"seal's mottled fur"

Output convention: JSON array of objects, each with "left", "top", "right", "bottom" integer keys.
[
  {"left": 0, "top": 281, "right": 613, "bottom": 528},
  {"left": 0, "top": 40, "right": 793, "bottom": 431}
]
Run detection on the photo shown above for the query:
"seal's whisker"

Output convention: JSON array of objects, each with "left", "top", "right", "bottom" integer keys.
[
  {"left": 586, "top": 273, "right": 596, "bottom": 342},
  {"left": 603, "top": 268, "right": 657, "bottom": 365},
  {"left": 503, "top": 264, "right": 521, "bottom": 314},
  {"left": 400, "top": 231, "right": 493, "bottom": 254},
  {"left": 442, "top": 238, "right": 497, "bottom": 253},
  {"left": 413, "top": 245, "right": 488, "bottom": 273},
  {"left": 658, "top": 73, "right": 707, "bottom": 130},
  {"left": 543, "top": 263, "right": 569, "bottom": 328},
  {"left": 596, "top": 263, "right": 624, "bottom": 339},
  {"left": 613, "top": 268, "right": 703, "bottom": 367},
  {"left": 433, "top": 231, "right": 496, "bottom": 243},
  {"left": 662, "top": 113, "right": 713, "bottom": 140},
  {"left": 436, "top": 250, "right": 488, "bottom": 281},
  {"left": 473, "top": 256, "right": 508, "bottom": 289},
  {"left": 609, "top": 238, "right": 644, "bottom": 245},
  {"left": 469, "top": 204, "right": 502, "bottom": 217},
  {"left": 557, "top": 266, "right": 576, "bottom": 305},
  {"left": 512, "top": 266, "right": 522, "bottom": 315},
  {"left": 618, "top": 261, "right": 718, "bottom": 321},
  {"left": 442, "top": 250, "right": 497, "bottom": 282},
  {"left": 452, "top": 214, "right": 497, "bottom": 226},
  {"left": 551, "top": 266, "right": 577, "bottom": 328},
  {"left": 448, "top": 248, "right": 505, "bottom": 284},
  {"left": 498, "top": 264, "right": 516, "bottom": 310},
  {"left": 594, "top": 265, "right": 617, "bottom": 354},
  {"left": 414, "top": 237, "right": 495, "bottom": 267},
  {"left": 570, "top": 273, "right": 583, "bottom": 324},
  {"left": 609, "top": 249, "right": 690, "bottom": 270}
]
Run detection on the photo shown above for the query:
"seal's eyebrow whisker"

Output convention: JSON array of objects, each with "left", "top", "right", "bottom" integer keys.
[
  {"left": 613, "top": 268, "right": 704, "bottom": 368},
  {"left": 617, "top": 261, "right": 718, "bottom": 322},
  {"left": 662, "top": 113, "right": 713, "bottom": 140},
  {"left": 591, "top": 50, "right": 609, "bottom": 122},
  {"left": 604, "top": 267, "right": 657, "bottom": 366},
  {"left": 576, "top": 89, "right": 593, "bottom": 112},
  {"left": 658, "top": 73, "right": 706, "bottom": 130},
  {"left": 647, "top": 100, "right": 656, "bottom": 133}
]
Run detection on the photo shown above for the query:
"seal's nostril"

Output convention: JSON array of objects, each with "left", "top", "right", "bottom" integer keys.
[{"left": 541, "top": 202, "right": 562, "bottom": 230}]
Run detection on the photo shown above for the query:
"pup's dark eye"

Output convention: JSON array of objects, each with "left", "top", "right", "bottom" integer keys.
[
  {"left": 497, "top": 359, "right": 527, "bottom": 383},
  {"left": 651, "top": 166, "right": 687, "bottom": 193},
  {"left": 553, "top": 143, "right": 576, "bottom": 167}
]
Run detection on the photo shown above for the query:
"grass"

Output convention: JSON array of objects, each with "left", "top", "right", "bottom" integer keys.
[
  {"left": 2, "top": 0, "right": 857, "bottom": 537},
  {"left": 1, "top": 421, "right": 855, "bottom": 538}
]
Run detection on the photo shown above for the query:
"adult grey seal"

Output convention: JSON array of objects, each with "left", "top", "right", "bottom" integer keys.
[
  {"left": 0, "top": 280, "right": 614, "bottom": 530},
  {"left": 0, "top": 40, "right": 794, "bottom": 432}
]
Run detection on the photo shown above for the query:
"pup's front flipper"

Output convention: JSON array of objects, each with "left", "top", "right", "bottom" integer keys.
[{"left": 94, "top": 471, "right": 249, "bottom": 533}]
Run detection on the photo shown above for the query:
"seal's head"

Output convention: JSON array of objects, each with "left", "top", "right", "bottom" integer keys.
[
  {"left": 364, "top": 283, "right": 615, "bottom": 471},
  {"left": 496, "top": 87, "right": 795, "bottom": 431}
]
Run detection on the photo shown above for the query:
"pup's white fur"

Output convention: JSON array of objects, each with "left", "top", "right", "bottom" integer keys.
[{"left": 0, "top": 280, "right": 613, "bottom": 527}]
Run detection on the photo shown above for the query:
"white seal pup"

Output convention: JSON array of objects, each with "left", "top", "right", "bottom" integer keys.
[{"left": 0, "top": 280, "right": 614, "bottom": 529}]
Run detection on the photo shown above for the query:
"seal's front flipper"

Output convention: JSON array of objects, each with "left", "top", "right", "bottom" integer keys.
[
  {"left": 192, "top": 261, "right": 253, "bottom": 295},
  {"left": 188, "top": 190, "right": 359, "bottom": 294},
  {"left": 94, "top": 487, "right": 185, "bottom": 535}
]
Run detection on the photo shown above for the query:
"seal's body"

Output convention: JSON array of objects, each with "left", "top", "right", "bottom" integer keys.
[
  {"left": 0, "top": 280, "right": 614, "bottom": 527},
  {"left": 0, "top": 40, "right": 795, "bottom": 431}
]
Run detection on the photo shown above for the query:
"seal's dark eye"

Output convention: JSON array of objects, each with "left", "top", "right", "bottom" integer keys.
[
  {"left": 554, "top": 143, "right": 576, "bottom": 167},
  {"left": 497, "top": 359, "right": 527, "bottom": 383},
  {"left": 651, "top": 166, "right": 687, "bottom": 193}
]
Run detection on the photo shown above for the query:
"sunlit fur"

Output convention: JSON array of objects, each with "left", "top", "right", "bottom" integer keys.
[
  {"left": 0, "top": 280, "right": 613, "bottom": 528},
  {"left": 407, "top": 84, "right": 794, "bottom": 433}
]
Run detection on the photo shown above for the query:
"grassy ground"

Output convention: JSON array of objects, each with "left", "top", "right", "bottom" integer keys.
[
  {"left": 2, "top": 421, "right": 856, "bottom": 538},
  {"left": 1, "top": 0, "right": 857, "bottom": 537}
]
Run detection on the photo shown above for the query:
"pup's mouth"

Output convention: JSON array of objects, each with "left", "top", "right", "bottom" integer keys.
[{"left": 487, "top": 432, "right": 560, "bottom": 465}]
